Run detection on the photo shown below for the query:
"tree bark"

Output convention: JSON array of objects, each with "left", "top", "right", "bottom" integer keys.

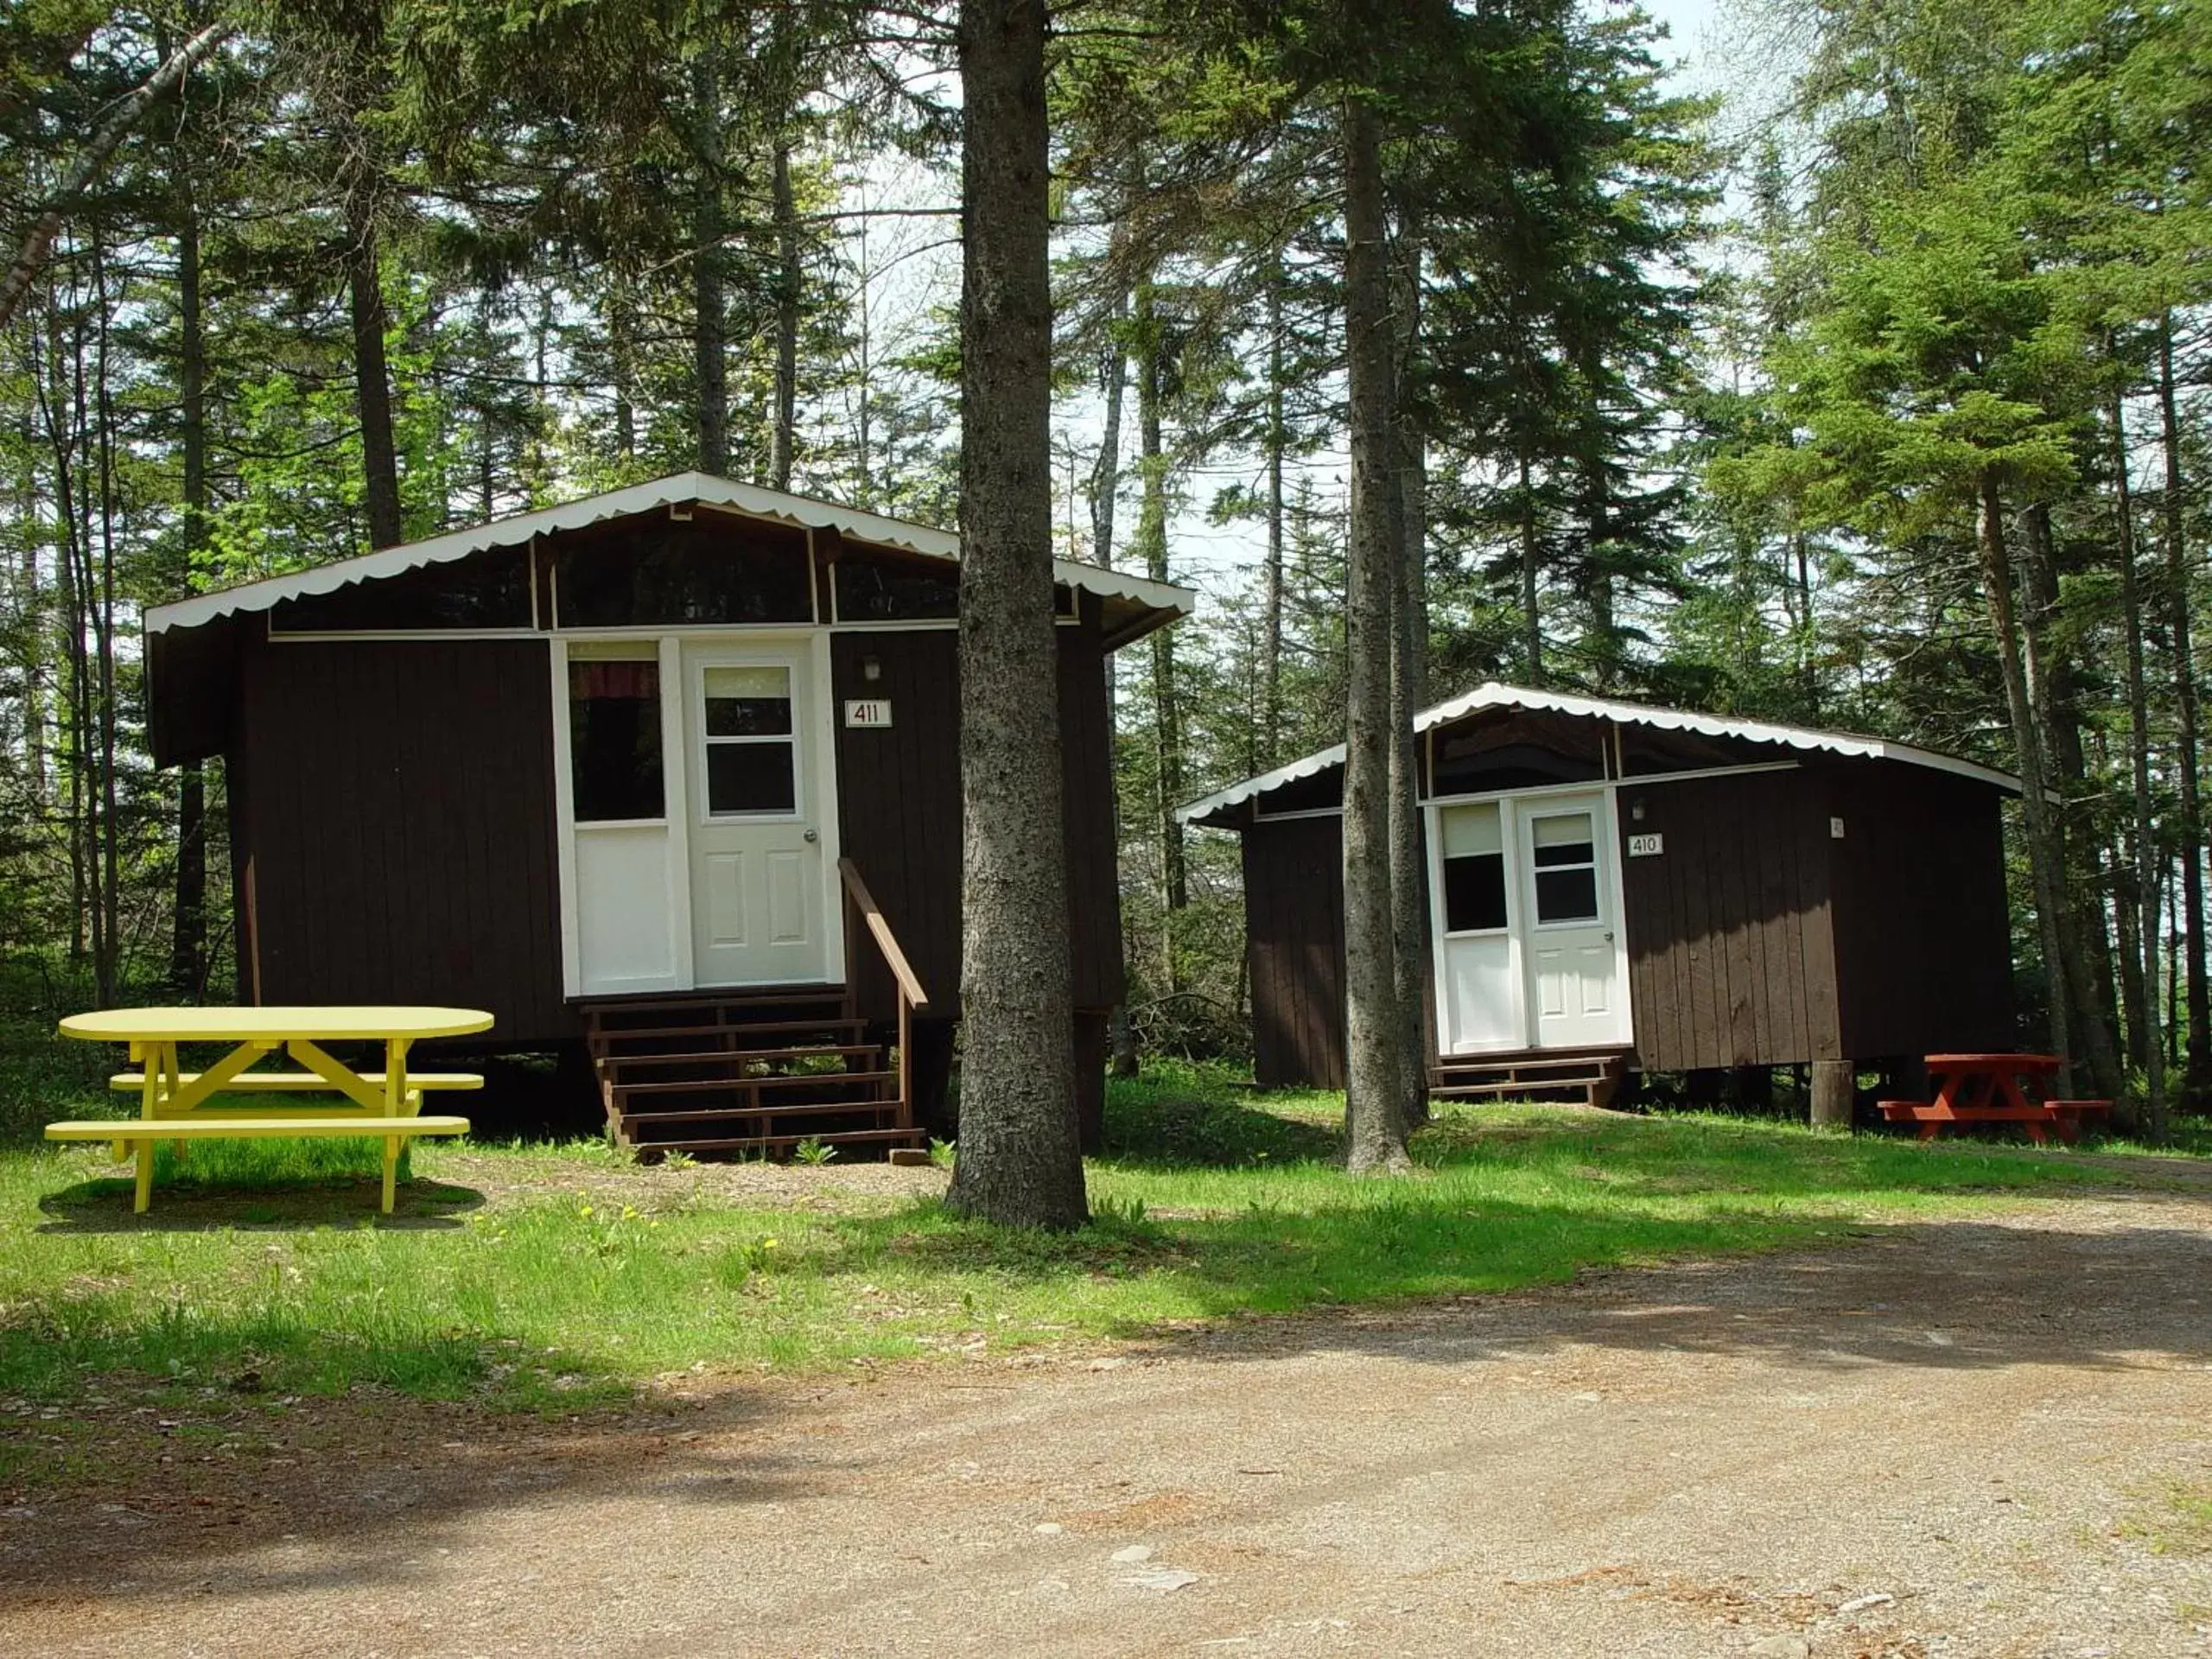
[
  {"left": 1518, "top": 452, "right": 1542, "bottom": 684},
  {"left": 170, "top": 166, "right": 208, "bottom": 991},
  {"left": 2157, "top": 317, "right": 2209, "bottom": 1103},
  {"left": 1975, "top": 476, "right": 2074, "bottom": 1091},
  {"left": 346, "top": 208, "right": 403, "bottom": 550},
  {"left": 0, "top": 23, "right": 232, "bottom": 332},
  {"left": 1131, "top": 280, "right": 1185, "bottom": 975},
  {"left": 1810, "top": 1059, "right": 1853, "bottom": 1128},
  {"left": 1262, "top": 257, "right": 1287, "bottom": 767},
  {"left": 769, "top": 137, "right": 800, "bottom": 491},
  {"left": 2018, "top": 501, "right": 2122, "bottom": 1099},
  {"left": 1089, "top": 296, "right": 1137, "bottom": 1078},
  {"left": 692, "top": 53, "right": 729, "bottom": 476},
  {"left": 1340, "top": 95, "right": 1408, "bottom": 1173},
  {"left": 2113, "top": 385, "right": 2168, "bottom": 1138},
  {"left": 1388, "top": 216, "right": 1428, "bottom": 1133},
  {"left": 944, "top": 0, "right": 1086, "bottom": 1230}
]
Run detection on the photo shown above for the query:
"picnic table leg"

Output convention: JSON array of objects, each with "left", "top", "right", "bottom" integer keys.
[
  {"left": 133, "top": 1139, "right": 154, "bottom": 1214},
  {"left": 386, "top": 1039, "right": 410, "bottom": 1117},
  {"left": 382, "top": 1135, "right": 401, "bottom": 1213}
]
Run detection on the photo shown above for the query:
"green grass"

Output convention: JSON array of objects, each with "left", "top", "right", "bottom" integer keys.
[{"left": 0, "top": 1060, "right": 2196, "bottom": 1431}]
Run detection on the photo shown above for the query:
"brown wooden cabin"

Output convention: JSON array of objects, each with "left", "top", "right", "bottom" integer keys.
[
  {"left": 1179, "top": 683, "right": 2019, "bottom": 1107},
  {"left": 144, "top": 473, "right": 1192, "bottom": 1155}
]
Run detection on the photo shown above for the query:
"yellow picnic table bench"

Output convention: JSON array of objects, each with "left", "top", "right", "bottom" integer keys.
[{"left": 48, "top": 1006, "right": 493, "bottom": 1214}]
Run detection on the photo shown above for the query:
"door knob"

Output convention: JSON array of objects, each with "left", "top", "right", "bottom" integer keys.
[{"left": 803, "top": 828, "right": 819, "bottom": 843}]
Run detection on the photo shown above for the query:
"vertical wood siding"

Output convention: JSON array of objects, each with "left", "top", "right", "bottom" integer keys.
[
  {"left": 1616, "top": 768, "right": 1841, "bottom": 1070},
  {"left": 232, "top": 634, "right": 570, "bottom": 1039},
  {"left": 829, "top": 614, "right": 1126, "bottom": 1025},
  {"left": 1244, "top": 814, "right": 1348, "bottom": 1089},
  {"left": 1826, "top": 761, "right": 2013, "bottom": 1058}
]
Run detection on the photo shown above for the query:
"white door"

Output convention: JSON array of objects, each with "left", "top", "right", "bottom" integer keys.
[
  {"left": 683, "top": 643, "right": 829, "bottom": 987},
  {"left": 1433, "top": 800, "right": 1523, "bottom": 1054},
  {"left": 1517, "top": 793, "right": 1629, "bottom": 1049}
]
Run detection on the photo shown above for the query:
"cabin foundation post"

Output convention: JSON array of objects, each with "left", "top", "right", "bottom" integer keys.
[{"left": 1810, "top": 1059, "right": 1855, "bottom": 1129}]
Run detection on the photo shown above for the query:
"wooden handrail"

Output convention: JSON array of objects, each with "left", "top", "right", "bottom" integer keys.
[
  {"left": 838, "top": 857, "right": 926, "bottom": 1135},
  {"left": 837, "top": 858, "right": 929, "bottom": 1011}
]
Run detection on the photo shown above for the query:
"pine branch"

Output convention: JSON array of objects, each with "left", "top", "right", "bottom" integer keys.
[{"left": 0, "top": 22, "right": 234, "bottom": 333}]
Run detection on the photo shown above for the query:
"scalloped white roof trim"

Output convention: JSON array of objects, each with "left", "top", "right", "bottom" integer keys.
[
  {"left": 1176, "top": 681, "right": 2020, "bottom": 823},
  {"left": 145, "top": 471, "right": 1193, "bottom": 634}
]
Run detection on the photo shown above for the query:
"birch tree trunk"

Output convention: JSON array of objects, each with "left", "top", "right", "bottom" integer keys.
[
  {"left": 1131, "top": 280, "right": 1185, "bottom": 984},
  {"left": 692, "top": 53, "right": 729, "bottom": 477},
  {"left": 1341, "top": 95, "right": 1408, "bottom": 1173},
  {"left": 171, "top": 168, "right": 208, "bottom": 990},
  {"left": 2113, "top": 387, "right": 2165, "bottom": 1138},
  {"left": 1388, "top": 219, "right": 1428, "bottom": 1132},
  {"left": 2018, "top": 501, "right": 2121, "bottom": 1098},
  {"left": 1262, "top": 259, "right": 1287, "bottom": 766},
  {"left": 1975, "top": 477, "right": 2074, "bottom": 1091},
  {"left": 2157, "top": 317, "right": 2209, "bottom": 1103},
  {"left": 945, "top": 0, "right": 1086, "bottom": 1230},
  {"left": 1090, "top": 296, "right": 1141, "bottom": 1079},
  {"left": 769, "top": 137, "right": 800, "bottom": 491}
]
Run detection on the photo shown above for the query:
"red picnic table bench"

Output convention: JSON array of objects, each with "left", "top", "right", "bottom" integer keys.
[{"left": 1877, "top": 1053, "right": 2111, "bottom": 1145}]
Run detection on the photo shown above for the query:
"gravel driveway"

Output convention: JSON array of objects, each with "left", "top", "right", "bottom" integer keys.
[{"left": 4, "top": 1190, "right": 2208, "bottom": 1657}]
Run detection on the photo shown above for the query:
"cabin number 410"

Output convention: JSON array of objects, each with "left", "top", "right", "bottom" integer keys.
[{"left": 1627, "top": 832, "right": 1664, "bottom": 857}]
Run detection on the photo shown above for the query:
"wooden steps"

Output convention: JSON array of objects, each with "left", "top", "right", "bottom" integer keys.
[
  {"left": 1428, "top": 1048, "right": 1630, "bottom": 1109},
  {"left": 581, "top": 987, "right": 922, "bottom": 1160}
]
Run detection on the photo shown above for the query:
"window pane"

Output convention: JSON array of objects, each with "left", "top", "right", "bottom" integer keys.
[
  {"left": 569, "top": 659, "right": 664, "bottom": 821},
  {"left": 833, "top": 558, "right": 960, "bottom": 621},
  {"left": 270, "top": 545, "right": 533, "bottom": 632},
  {"left": 707, "top": 741, "right": 796, "bottom": 814},
  {"left": 1443, "top": 852, "right": 1508, "bottom": 932},
  {"left": 1530, "top": 812, "right": 1595, "bottom": 868},
  {"left": 1440, "top": 802, "right": 1502, "bottom": 859},
  {"left": 554, "top": 522, "right": 814, "bottom": 626},
  {"left": 703, "top": 665, "right": 792, "bottom": 736},
  {"left": 1535, "top": 867, "right": 1599, "bottom": 923}
]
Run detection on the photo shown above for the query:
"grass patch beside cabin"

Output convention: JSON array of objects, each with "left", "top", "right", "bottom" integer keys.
[{"left": 1, "top": 1060, "right": 2188, "bottom": 1457}]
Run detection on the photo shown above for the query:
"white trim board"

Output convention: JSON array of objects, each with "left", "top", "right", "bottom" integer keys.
[{"left": 148, "top": 470, "right": 1197, "bottom": 635}]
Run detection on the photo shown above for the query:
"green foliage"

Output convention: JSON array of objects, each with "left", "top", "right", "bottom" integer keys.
[{"left": 0, "top": 1065, "right": 2176, "bottom": 1461}]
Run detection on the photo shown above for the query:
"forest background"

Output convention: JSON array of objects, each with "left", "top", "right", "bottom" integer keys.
[{"left": 3, "top": 0, "right": 2208, "bottom": 1132}]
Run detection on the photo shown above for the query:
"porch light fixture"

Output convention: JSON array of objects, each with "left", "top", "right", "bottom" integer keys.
[
  {"left": 861, "top": 654, "right": 882, "bottom": 683},
  {"left": 1630, "top": 798, "right": 1647, "bottom": 822}
]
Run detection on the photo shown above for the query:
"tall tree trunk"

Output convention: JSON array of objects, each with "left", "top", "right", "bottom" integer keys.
[
  {"left": 692, "top": 54, "right": 729, "bottom": 476},
  {"left": 944, "top": 0, "right": 1086, "bottom": 1230},
  {"left": 346, "top": 207, "right": 403, "bottom": 550},
  {"left": 1090, "top": 295, "right": 1139, "bottom": 1079},
  {"left": 769, "top": 137, "right": 800, "bottom": 491},
  {"left": 2157, "top": 317, "right": 2209, "bottom": 1103},
  {"left": 1975, "top": 477, "right": 2073, "bottom": 1091},
  {"left": 1340, "top": 95, "right": 1408, "bottom": 1173},
  {"left": 1388, "top": 217, "right": 1428, "bottom": 1132},
  {"left": 1262, "top": 258, "right": 1287, "bottom": 767},
  {"left": 1132, "top": 280, "right": 1185, "bottom": 984},
  {"left": 170, "top": 169, "right": 207, "bottom": 991},
  {"left": 2115, "top": 385, "right": 2168, "bottom": 1137},
  {"left": 2018, "top": 502, "right": 2122, "bottom": 1099}
]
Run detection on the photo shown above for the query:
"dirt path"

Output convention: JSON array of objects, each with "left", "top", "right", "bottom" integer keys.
[{"left": 4, "top": 1191, "right": 2209, "bottom": 1657}]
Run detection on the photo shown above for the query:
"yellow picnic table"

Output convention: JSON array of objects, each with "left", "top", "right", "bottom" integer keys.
[{"left": 49, "top": 1006, "right": 493, "bottom": 1214}]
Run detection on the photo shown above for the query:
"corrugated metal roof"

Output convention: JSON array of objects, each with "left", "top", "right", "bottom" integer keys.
[
  {"left": 144, "top": 471, "right": 1195, "bottom": 635},
  {"left": 1175, "top": 681, "right": 2021, "bottom": 824}
]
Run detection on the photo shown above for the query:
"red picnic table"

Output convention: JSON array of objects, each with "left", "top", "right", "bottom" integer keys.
[{"left": 1877, "top": 1053, "right": 2111, "bottom": 1144}]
